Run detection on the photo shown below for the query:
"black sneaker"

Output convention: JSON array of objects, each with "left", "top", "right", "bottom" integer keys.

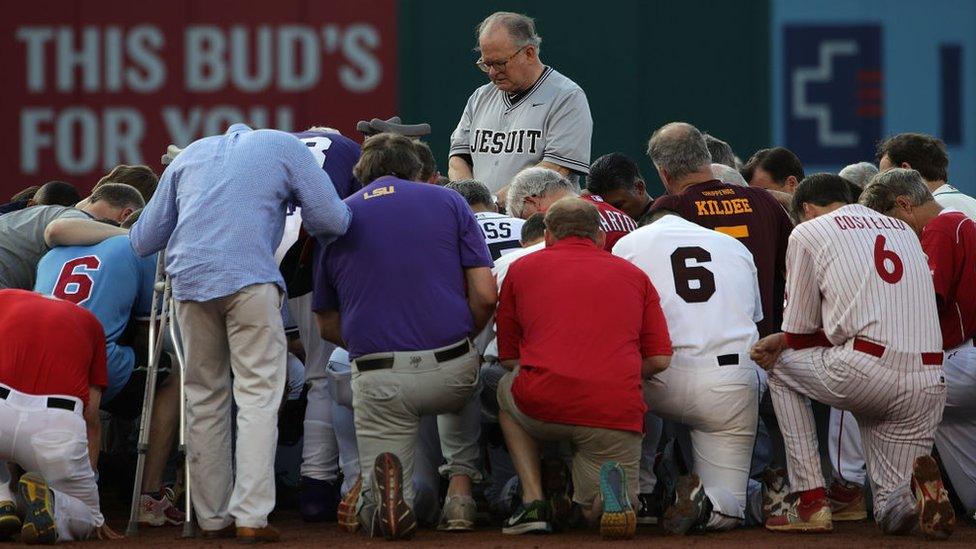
[
  {"left": 371, "top": 453, "right": 417, "bottom": 540},
  {"left": 637, "top": 493, "right": 661, "bottom": 525},
  {"left": 502, "top": 500, "right": 553, "bottom": 535},
  {"left": 0, "top": 499, "right": 21, "bottom": 541},
  {"left": 662, "top": 474, "right": 713, "bottom": 535},
  {"left": 18, "top": 473, "right": 58, "bottom": 545},
  {"left": 541, "top": 457, "right": 572, "bottom": 530},
  {"left": 655, "top": 439, "right": 679, "bottom": 513}
]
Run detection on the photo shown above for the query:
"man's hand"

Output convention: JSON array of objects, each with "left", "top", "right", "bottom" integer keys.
[
  {"left": 751, "top": 333, "right": 787, "bottom": 370},
  {"left": 95, "top": 524, "right": 124, "bottom": 540}
]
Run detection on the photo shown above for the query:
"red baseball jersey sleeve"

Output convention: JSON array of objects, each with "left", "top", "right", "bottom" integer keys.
[{"left": 920, "top": 210, "right": 976, "bottom": 349}]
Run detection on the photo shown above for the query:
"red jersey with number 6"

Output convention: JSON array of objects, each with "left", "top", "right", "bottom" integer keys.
[
  {"left": 782, "top": 204, "right": 941, "bottom": 352},
  {"left": 920, "top": 210, "right": 976, "bottom": 349}
]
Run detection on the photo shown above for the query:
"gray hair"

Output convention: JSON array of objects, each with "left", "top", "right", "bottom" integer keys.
[
  {"left": 711, "top": 163, "right": 747, "bottom": 187},
  {"left": 506, "top": 167, "right": 577, "bottom": 219},
  {"left": 544, "top": 197, "right": 602, "bottom": 243},
  {"left": 859, "top": 168, "right": 933, "bottom": 213},
  {"left": 703, "top": 133, "right": 737, "bottom": 168},
  {"left": 647, "top": 122, "right": 712, "bottom": 180},
  {"left": 839, "top": 161, "right": 879, "bottom": 189},
  {"left": 477, "top": 12, "right": 542, "bottom": 49},
  {"left": 445, "top": 179, "right": 494, "bottom": 208}
]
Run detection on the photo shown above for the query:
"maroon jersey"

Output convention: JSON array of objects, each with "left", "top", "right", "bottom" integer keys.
[
  {"left": 921, "top": 210, "right": 976, "bottom": 349},
  {"left": 651, "top": 180, "right": 792, "bottom": 337},
  {"left": 581, "top": 194, "right": 638, "bottom": 251}
]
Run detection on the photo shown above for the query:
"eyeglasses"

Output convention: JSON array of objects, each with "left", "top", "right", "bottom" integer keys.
[{"left": 476, "top": 46, "right": 527, "bottom": 73}]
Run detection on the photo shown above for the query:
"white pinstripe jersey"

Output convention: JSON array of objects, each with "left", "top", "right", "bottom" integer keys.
[{"left": 783, "top": 204, "right": 942, "bottom": 352}]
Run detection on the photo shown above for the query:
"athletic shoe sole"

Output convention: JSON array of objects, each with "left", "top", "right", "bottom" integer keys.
[
  {"left": 599, "top": 462, "right": 636, "bottom": 540},
  {"left": 337, "top": 476, "right": 363, "bottom": 533},
  {"left": 636, "top": 515, "right": 659, "bottom": 526},
  {"left": 663, "top": 474, "right": 705, "bottom": 535},
  {"left": 502, "top": 520, "right": 553, "bottom": 535},
  {"left": 765, "top": 505, "right": 833, "bottom": 533},
  {"left": 0, "top": 504, "right": 21, "bottom": 541},
  {"left": 829, "top": 504, "right": 868, "bottom": 522},
  {"left": 912, "top": 455, "right": 955, "bottom": 540},
  {"left": 374, "top": 453, "right": 416, "bottom": 541},
  {"left": 18, "top": 473, "right": 58, "bottom": 545}
]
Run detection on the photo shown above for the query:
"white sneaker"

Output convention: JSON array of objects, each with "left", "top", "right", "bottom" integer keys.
[{"left": 138, "top": 489, "right": 186, "bottom": 526}]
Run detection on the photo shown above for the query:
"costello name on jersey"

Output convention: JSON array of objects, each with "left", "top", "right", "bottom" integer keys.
[{"left": 470, "top": 129, "right": 543, "bottom": 155}]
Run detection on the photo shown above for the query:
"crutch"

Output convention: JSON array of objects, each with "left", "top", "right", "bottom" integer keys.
[
  {"left": 168, "top": 298, "right": 194, "bottom": 538},
  {"left": 126, "top": 252, "right": 171, "bottom": 536}
]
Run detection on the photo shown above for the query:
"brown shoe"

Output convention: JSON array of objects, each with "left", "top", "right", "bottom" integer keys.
[
  {"left": 198, "top": 524, "right": 236, "bottom": 539},
  {"left": 236, "top": 525, "right": 280, "bottom": 544}
]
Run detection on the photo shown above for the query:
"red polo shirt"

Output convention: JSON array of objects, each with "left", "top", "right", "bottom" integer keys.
[
  {"left": 921, "top": 210, "right": 976, "bottom": 349},
  {"left": 0, "top": 289, "right": 107, "bottom": 406},
  {"left": 496, "top": 237, "right": 672, "bottom": 433}
]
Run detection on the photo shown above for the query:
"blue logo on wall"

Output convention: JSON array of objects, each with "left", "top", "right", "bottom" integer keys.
[{"left": 784, "top": 25, "right": 882, "bottom": 165}]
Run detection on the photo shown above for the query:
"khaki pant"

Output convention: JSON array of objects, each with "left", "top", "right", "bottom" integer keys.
[
  {"left": 176, "top": 283, "right": 286, "bottom": 530},
  {"left": 352, "top": 340, "right": 480, "bottom": 517},
  {"left": 497, "top": 369, "right": 641, "bottom": 508}
]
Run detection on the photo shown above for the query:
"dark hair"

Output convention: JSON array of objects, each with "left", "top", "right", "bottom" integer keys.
[
  {"left": 33, "top": 180, "right": 80, "bottom": 207},
  {"left": 752, "top": 147, "right": 804, "bottom": 183},
  {"left": 876, "top": 133, "right": 948, "bottom": 182},
  {"left": 703, "top": 133, "right": 737, "bottom": 168},
  {"left": 90, "top": 183, "right": 145, "bottom": 210},
  {"left": 740, "top": 148, "right": 769, "bottom": 182},
  {"left": 353, "top": 133, "right": 423, "bottom": 184},
  {"left": 10, "top": 185, "right": 40, "bottom": 202},
  {"left": 587, "top": 152, "right": 642, "bottom": 195},
  {"left": 520, "top": 212, "right": 546, "bottom": 244},
  {"left": 412, "top": 140, "right": 437, "bottom": 181},
  {"left": 445, "top": 179, "right": 493, "bottom": 208},
  {"left": 121, "top": 208, "right": 143, "bottom": 229},
  {"left": 790, "top": 173, "right": 853, "bottom": 221},
  {"left": 96, "top": 165, "right": 159, "bottom": 203}
]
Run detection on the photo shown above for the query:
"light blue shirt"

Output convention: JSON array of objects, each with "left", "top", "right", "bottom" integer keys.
[{"left": 130, "top": 124, "right": 351, "bottom": 301}]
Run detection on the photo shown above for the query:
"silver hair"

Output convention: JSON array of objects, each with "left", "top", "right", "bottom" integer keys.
[
  {"left": 859, "top": 168, "right": 933, "bottom": 212},
  {"left": 647, "top": 122, "right": 712, "bottom": 180},
  {"left": 444, "top": 179, "right": 494, "bottom": 208},
  {"left": 710, "top": 163, "right": 747, "bottom": 187},
  {"left": 839, "top": 161, "right": 879, "bottom": 189},
  {"left": 477, "top": 12, "right": 542, "bottom": 49},
  {"left": 506, "top": 167, "right": 576, "bottom": 219}
]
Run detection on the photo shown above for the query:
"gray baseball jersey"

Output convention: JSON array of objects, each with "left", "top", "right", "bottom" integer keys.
[
  {"left": 0, "top": 205, "right": 89, "bottom": 289},
  {"left": 449, "top": 66, "right": 593, "bottom": 193}
]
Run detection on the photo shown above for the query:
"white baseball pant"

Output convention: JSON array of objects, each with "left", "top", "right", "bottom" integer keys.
[
  {"left": 769, "top": 344, "right": 945, "bottom": 533},
  {"left": 643, "top": 353, "right": 762, "bottom": 530},
  {"left": 827, "top": 343, "right": 976, "bottom": 516},
  {"left": 0, "top": 385, "right": 103, "bottom": 541}
]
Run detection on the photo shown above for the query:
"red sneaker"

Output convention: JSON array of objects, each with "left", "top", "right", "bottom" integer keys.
[
  {"left": 828, "top": 480, "right": 867, "bottom": 521},
  {"left": 337, "top": 475, "right": 363, "bottom": 533},
  {"left": 912, "top": 455, "right": 955, "bottom": 540},
  {"left": 765, "top": 489, "right": 833, "bottom": 532}
]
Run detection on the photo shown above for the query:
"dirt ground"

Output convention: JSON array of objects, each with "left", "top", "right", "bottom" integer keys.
[{"left": 39, "top": 512, "right": 976, "bottom": 548}]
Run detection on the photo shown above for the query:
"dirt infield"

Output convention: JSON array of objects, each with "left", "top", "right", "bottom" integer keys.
[{"left": 63, "top": 513, "right": 976, "bottom": 548}]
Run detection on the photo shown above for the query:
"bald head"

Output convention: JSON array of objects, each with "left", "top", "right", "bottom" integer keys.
[
  {"left": 543, "top": 197, "right": 603, "bottom": 245},
  {"left": 647, "top": 122, "right": 712, "bottom": 192}
]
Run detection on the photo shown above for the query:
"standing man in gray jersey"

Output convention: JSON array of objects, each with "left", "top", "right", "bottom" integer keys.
[{"left": 449, "top": 11, "right": 593, "bottom": 203}]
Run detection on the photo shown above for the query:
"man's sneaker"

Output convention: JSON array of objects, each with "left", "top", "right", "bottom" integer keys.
[
  {"left": 371, "top": 453, "right": 416, "bottom": 540},
  {"left": 654, "top": 440, "right": 679, "bottom": 512},
  {"left": 765, "top": 490, "right": 833, "bottom": 532},
  {"left": 437, "top": 495, "right": 477, "bottom": 532},
  {"left": 0, "top": 500, "right": 21, "bottom": 541},
  {"left": 912, "top": 455, "right": 955, "bottom": 540},
  {"left": 828, "top": 479, "right": 867, "bottom": 521},
  {"left": 337, "top": 475, "right": 363, "bottom": 533},
  {"left": 299, "top": 476, "right": 341, "bottom": 522},
  {"left": 541, "top": 457, "right": 573, "bottom": 530},
  {"left": 502, "top": 500, "right": 552, "bottom": 535},
  {"left": 599, "top": 461, "right": 636, "bottom": 540},
  {"left": 138, "top": 489, "right": 186, "bottom": 526},
  {"left": 636, "top": 493, "right": 661, "bottom": 525},
  {"left": 663, "top": 474, "right": 712, "bottom": 535},
  {"left": 18, "top": 473, "right": 58, "bottom": 545},
  {"left": 761, "top": 467, "right": 790, "bottom": 521}
]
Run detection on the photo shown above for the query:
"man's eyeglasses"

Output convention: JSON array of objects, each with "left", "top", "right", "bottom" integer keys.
[{"left": 476, "top": 46, "right": 527, "bottom": 73}]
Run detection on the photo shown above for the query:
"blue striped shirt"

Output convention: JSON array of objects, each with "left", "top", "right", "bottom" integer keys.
[{"left": 130, "top": 124, "right": 352, "bottom": 301}]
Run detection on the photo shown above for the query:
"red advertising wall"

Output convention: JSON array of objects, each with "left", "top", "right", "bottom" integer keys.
[{"left": 0, "top": 0, "right": 397, "bottom": 199}]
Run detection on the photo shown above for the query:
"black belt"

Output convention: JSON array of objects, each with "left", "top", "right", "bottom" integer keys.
[
  {"left": 717, "top": 354, "right": 739, "bottom": 366},
  {"left": 357, "top": 340, "right": 471, "bottom": 372},
  {"left": 0, "top": 386, "right": 77, "bottom": 412}
]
